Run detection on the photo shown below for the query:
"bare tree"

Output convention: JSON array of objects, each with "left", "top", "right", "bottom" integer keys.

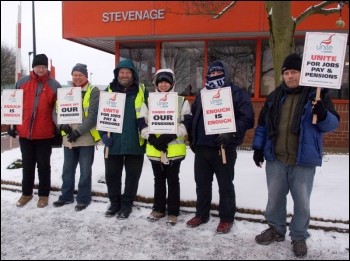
[
  {"left": 179, "top": 1, "right": 347, "bottom": 86},
  {"left": 1, "top": 43, "right": 16, "bottom": 88}
]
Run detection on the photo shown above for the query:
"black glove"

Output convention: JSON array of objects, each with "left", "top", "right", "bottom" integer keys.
[
  {"left": 102, "top": 134, "right": 113, "bottom": 147},
  {"left": 215, "top": 133, "right": 233, "bottom": 148},
  {"left": 60, "top": 124, "right": 73, "bottom": 135},
  {"left": 67, "top": 130, "right": 81, "bottom": 143},
  {"left": 312, "top": 100, "right": 327, "bottom": 122},
  {"left": 156, "top": 134, "right": 177, "bottom": 148},
  {"left": 7, "top": 126, "right": 17, "bottom": 138},
  {"left": 52, "top": 128, "right": 63, "bottom": 148},
  {"left": 253, "top": 149, "right": 264, "bottom": 167},
  {"left": 147, "top": 134, "right": 157, "bottom": 146}
]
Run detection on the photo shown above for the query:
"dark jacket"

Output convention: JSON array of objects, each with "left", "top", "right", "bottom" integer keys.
[
  {"left": 190, "top": 61, "right": 254, "bottom": 151},
  {"left": 252, "top": 85, "right": 339, "bottom": 167}
]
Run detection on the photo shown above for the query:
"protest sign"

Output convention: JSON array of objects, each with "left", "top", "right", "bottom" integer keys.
[
  {"left": 201, "top": 87, "right": 236, "bottom": 135},
  {"left": 1, "top": 89, "right": 23, "bottom": 125},
  {"left": 148, "top": 92, "right": 177, "bottom": 134},
  {"left": 96, "top": 91, "right": 126, "bottom": 133},
  {"left": 57, "top": 87, "right": 82, "bottom": 124},
  {"left": 300, "top": 32, "right": 348, "bottom": 89}
]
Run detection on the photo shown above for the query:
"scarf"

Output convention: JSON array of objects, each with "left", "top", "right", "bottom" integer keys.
[
  {"left": 266, "top": 82, "right": 311, "bottom": 139},
  {"left": 205, "top": 74, "right": 225, "bottom": 90}
]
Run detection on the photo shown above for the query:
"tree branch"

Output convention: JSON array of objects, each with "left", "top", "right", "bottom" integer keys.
[
  {"left": 213, "top": 1, "right": 237, "bottom": 19},
  {"left": 296, "top": 1, "right": 344, "bottom": 25}
]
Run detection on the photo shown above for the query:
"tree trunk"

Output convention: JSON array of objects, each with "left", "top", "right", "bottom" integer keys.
[{"left": 266, "top": 1, "right": 296, "bottom": 89}]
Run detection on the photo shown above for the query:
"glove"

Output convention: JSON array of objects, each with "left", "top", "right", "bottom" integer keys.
[
  {"left": 147, "top": 134, "right": 157, "bottom": 146},
  {"left": 102, "top": 134, "right": 113, "bottom": 147},
  {"left": 312, "top": 100, "right": 327, "bottom": 122},
  {"left": 253, "top": 149, "right": 264, "bottom": 167},
  {"left": 7, "top": 126, "right": 17, "bottom": 138},
  {"left": 60, "top": 124, "right": 73, "bottom": 135},
  {"left": 215, "top": 133, "right": 233, "bottom": 148},
  {"left": 156, "top": 134, "right": 177, "bottom": 148},
  {"left": 52, "top": 128, "right": 63, "bottom": 148},
  {"left": 67, "top": 130, "right": 81, "bottom": 143}
]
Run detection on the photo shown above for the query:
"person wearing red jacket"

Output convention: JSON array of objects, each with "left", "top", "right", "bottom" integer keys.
[{"left": 7, "top": 54, "right": 61, "bottom": 208}]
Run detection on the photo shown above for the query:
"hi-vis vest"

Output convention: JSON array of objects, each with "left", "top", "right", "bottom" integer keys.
[
  {"left": 61, "top": 84, "right": 101, "bottom": 142},
  {"left": 107, "top": 83, "right": 146, "bottom": 146},
  {"left": 146, "top": 96, "right": 187, "bottom": 160}
]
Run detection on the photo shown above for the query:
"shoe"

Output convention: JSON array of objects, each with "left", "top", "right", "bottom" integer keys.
[
  {"left": 147, "top": 211, "right": 165, "bottom": 222},
  {"left": 292, "top": 240, "right": 307, "bottom": 257},
  {"left": 166, "top": 215, "right": 177, "bottom": 226},
  {"left": 255, "top": 226, "right": 285, "bottom": 245},
  {"left": 37, "top": 196, "right": 49, "bottom": 208},
  {"left": 186, "top": 216, "right": 209, "bottom": 228},
  {"left": 116, "top": 207, "right": 132, "bottom": 220},
  {"left": 216, "top": 220, "right": 233, "bottom": 234},
  {"left": 105, "top": 206, "right": 120, "bottom": 217},
  {"left": 75, "top": 203, "right": 88, "bottom": 211},
  {"left": 53, "top": 200, "right": 73, "bottom": 207},
  {"left": 16, "top": 195, "right": 33, "bottom": 207}
]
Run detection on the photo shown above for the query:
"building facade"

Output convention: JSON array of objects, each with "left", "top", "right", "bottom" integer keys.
[{"left": 62, "top": 1, "right": 349, "bottom": 151}]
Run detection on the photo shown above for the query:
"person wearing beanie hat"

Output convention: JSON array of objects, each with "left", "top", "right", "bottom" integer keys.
[
  {"left": 252, "top": 52, "right": 339, "bottom": 257},
  {"left": 32, "top": 54, "right": 48, "bottom": 68},
  {"left": 98, "top": 59, "right": 149, "bottom": 219},
  {"left": 138, "top": 68, "right": 191, "bottom": 225},
  {"left": 187, "top": 60, "right": 254, "bottom": 234},
  {"left": 281, "top": 53, "right": 302, "bottom": 74},
  {"left": 53, "top": 62, "right": 101, "bottom": 212},
  {"left": 9, "top": 52, "right": 62, "bottom": 209},
  {"left": 71, "top": 63, "right": 88, "bottom": 78}
]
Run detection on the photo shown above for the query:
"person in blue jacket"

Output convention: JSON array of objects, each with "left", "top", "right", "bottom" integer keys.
[
  {"left": 252, "top": 53, "right": 340, "bottom": 257},
  {"left": 186, "top": 60, "right": 254, "bottom": 234},
  {"left": 99, "top": 59, "right": 149, "bottom": 220}
]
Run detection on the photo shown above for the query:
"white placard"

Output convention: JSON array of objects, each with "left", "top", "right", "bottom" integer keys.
[
  {"left": 148, "top": 92, "right": 177, "bottom": 134},
  {"left": 96, "top": 91, "right": 126, "bottom": 133},
  {"left": 300, "top": 32, "right": 348, "bottom": 89},
  {"left": 201, "top": 87, "right": 236, "bottom": 135},
  {"left": 1, "top": 89, "right": 23, "bottom": 125},
  {"left": 57, "top": 87, "right": 82, "bottom": 124}
]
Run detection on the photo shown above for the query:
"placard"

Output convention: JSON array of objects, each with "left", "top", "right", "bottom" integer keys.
[
  {"left": 57, "top": 87, "right": 82, "bottom": 124},
  {"left": 201, "top": 87, "right": 236, "bottom": 135},
  {"left": 148, "top": 92, "right": 177, "bottom": 134},
  {"left": 96, "top": 91, "right": 126, "bottom": 133},
  {"left": 1, "top": 89, "right": 23, "bottom": 125},
  {"left": 300, "top": 32, "right": 348, "bottom": 89}
]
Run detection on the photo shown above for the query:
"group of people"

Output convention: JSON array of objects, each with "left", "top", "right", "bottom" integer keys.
[{"left": 8, "top": 52, "right": 339, "bottom": 258}]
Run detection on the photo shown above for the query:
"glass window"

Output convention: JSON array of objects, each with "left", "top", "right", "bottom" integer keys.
[
  {"left": 261, "top": 39, "right": 349, "bottom": 100},
  {"left": 161, "top": 41, "right": 204, "bottom": 96},
  {"left": 119, "top": 43, "right": 156, "bottom": 92},
  {"left": 208, "top": 40, "right": 256, "bottom": 95}
]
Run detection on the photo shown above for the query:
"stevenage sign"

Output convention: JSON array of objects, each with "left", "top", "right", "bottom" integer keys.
[{"left": 102, "top": 9, "right": 165, "bottom": 22}]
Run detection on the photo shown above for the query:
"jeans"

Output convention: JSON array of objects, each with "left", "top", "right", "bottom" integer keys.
[
  {"left": 194, "top": 146, "right": 237, "bottom": 222},
  {"left": 265, "top": 159, "right": 316, "bottom": 240},
  {"left": 59, "top": 146, "right": 95, "bottom": 205},
  {"left": 151, "top": 161, "right": 181, "bottom": 216},
  {"left": 105, "top": 154, "right": 144, "bottom": 210},
  {"left": 19, "top": 138, "right": 52, "bottom": 197}
]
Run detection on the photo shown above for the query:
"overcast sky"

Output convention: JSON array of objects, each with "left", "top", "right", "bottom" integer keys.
[{"left": 1, "top": 1, "right": 115, "bottom": 86}]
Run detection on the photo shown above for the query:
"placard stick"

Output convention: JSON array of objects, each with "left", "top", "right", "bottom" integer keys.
[
  {"left": 312, "top": 87, "right": 321, "bottom": 124},
  {"left": 104, "top": 132, "right": 110, "bottom": 158},
  {"left": 9, "top": 124, "right": 13, "bottom": 149},
  {"left": 221, "top": 145, "right": 227, "bottom": 164}
]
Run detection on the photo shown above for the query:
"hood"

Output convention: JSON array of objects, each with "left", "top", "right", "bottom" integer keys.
[
  {"left": 113, "top": 59, "right": 139, "bottom": 83},
  {"left": 152, "top": 69, "right": 176, "bottom": 92}
]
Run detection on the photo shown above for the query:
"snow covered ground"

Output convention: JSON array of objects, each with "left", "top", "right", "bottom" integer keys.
[{"left": 1, "top": 144, "right": 349, "bottom": 260}]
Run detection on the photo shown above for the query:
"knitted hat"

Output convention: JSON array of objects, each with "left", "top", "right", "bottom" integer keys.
[
  {"left": 207, "top": 61, "right": 225, "bottom": 75},
  {"left": 71, "top": 63, "right": 88, "bottom": 78},
  {"left": 156, "top": 72, "right": 173, "bottom": 86},
  {"left": 32, "top": 54, "right": 48, "bottom": 68},
  {"left": 281, "top": 53, "right": 302, "bottom": 74}
]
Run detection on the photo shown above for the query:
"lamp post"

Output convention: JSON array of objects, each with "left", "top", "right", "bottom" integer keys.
[
  {"left": 90, "top": 72, "right": 93, "bottom": 84},
  {"left": 28, "top": 51, "right": 33, "bottom": 74}
]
